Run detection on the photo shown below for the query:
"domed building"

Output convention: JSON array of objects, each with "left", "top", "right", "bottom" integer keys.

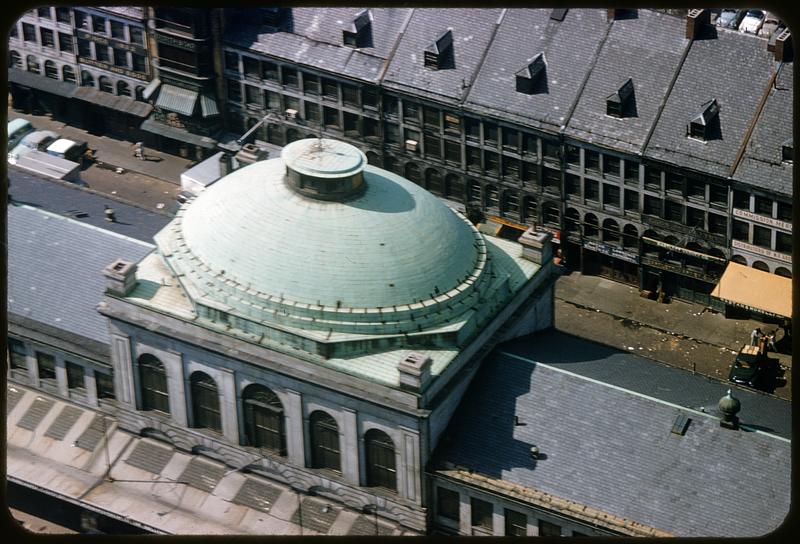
[{"left": 98, "top": 138, "right": 557, "bottom": 533}]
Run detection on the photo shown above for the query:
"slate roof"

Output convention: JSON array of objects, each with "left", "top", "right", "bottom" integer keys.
[
  {"left": 382, "top": 8, "right": 503, "bottom": 104},
  {"left": 434, "top": 353, "right": 790, "bottom": 537},
  {"left": 464, "top": 8, "right": 610, "bottom": 132},
  {"left": 224, "top": 7, "right": 411, "bottom": 83},
  {"left": 7, "top": 204, "right": 155, "bottom": 346},
  {"left": 732, "top": 61, "right": 793, "bottom": 197},
  {"left": 643, "top": 27, "right": 775, "bottom": 178},
  {"left": 564, "top": 10, "right": 689, "bottom": 154}
]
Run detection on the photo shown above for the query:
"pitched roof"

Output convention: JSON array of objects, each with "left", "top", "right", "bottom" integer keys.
[
  {"left": 7, "top": 204, "right": 154, "bottom": 345},
  {"left": 433, "top": 351, "right": 790, "bottom": 537}
]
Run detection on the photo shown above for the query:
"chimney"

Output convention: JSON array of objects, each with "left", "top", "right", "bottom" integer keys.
[
  {"left": 717, "top": 389, "right": 741, "bottom": 430},
  {"left": 104, "top": 259, "right": 138, "bottom": 297},
  {"left": 685, "top": 9, "right": 710, "bottom": 40},
  {"left": 774, "top": 29, "right": 792, "bottom": 62},
  {"left": 398, "top": 352, "right": 432, "bottom": 393},
  {"left": 519, "top": 228, "right": 553, "bottom": 265}
]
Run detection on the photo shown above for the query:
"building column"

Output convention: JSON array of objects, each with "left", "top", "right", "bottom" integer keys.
[
  {"left": 459, "top": 492, "right": 471, "bottom": 535},
  {"left": 492, "top": 502, "right": 504, "bottom": 536},
  {"left": 54, "top": 355, "right": 68, "bottom": 398},
  {"left": 161, "top": 350, "right": 187, "bottom": 426},
  {"left": 399, "top": 427, "right": 421, "bottom": 503},
  {"left": 341, "top": 408, "right": 359, "bottom": 486},
  {"left": 84, "top": 370, "right": 98, "bottom": 407},
  {"left": 110, "top": 332, "right": 135, "bottom": 408},
  {"left": 25, "top": 345, "right": 38, "bottom": 385},
  {"left": 218, "top": 367, "right": 239, "bottom": 444},
  {"left": 285, "top": 389, "right": 305, "bottom": 467}
]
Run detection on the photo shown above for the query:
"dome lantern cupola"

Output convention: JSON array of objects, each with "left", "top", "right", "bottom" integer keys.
[{"left": 282, "top": 138, "right": 367, "bottom": 201}]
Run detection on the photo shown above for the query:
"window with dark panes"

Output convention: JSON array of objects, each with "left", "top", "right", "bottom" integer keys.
[
  {"left": 226, "top": 78, "right": 242, "bottom": 102},
  {"left": 708, "top": 213, "right": 727, "bottom": 235},
  {"left": 363, "top": 117, "right": 378, "bottom": 138},
  {"left": 130, "top": 27, "right": 143, "bottom": 46},
  {"left": 543, "top": 202, "right": 560, "bottom": 226},
  {"left": 384, "top": 122, "right": 399, "bottom": 144},
  {"left": 732, "top": 189, "right": 750, "bottom": 210},
  {"left": 437, "top": 487, "right": 459, "bottom": 522},
  {"left": 444, "top": 140, "right": 461, "bottom": 164},
  {"left": 44, "top": 61, "right": 58, "bottom": 79},
  {"left": 343, "top": 111, "right": 359, "bottom": 135},
  {"left": 262, "top": 61, "right": 278, "bottom": 81},
  {"left": 732, "top": 219, "right": 749, "bottom": 241},
  {"left": 484, "top": 151, "right": 499, "bottom": 173},
  {"left": 362, "top": 86, "right": 378, "bottom": 108},
  {"left": 403, "top": 101, "right": 419, "bottom": 124},
  {"left": 342, "top": 83, "right": 359, "bottom": 107},
  {"left": 243, "top": 56, "right": 259, "bottom": 79},
  {"left": 96, "top": 45, "right": 110, "bottom": 63},
  {"left": 505, "top": 509, "right": 527, "bottom": 537},
  {"left": 284, "top": 95, "right": 300, "bottom": 113},
  {"left": 425, "top": 134, "right": 441, "bottom": 158},
  {"left": 37, "top": 7, "right": 51, "bottom": 18},
  {"left": 8, "top": 339, "right": 27, "bottom": 371},
  {"left": 665, "top": 172, "right": 684, "bottom": 196},
  {"left": 624, "top": 190, "right": 639, "bottom": 212},
  {"left": 503, "top": 128, "right": 519, "bottom": 151},
  {"left": 664, "top": 200, "right": 683, "bottom": 222},
  {"left": 687, "top": 178, "right": 705, "bottom": 200},
  {"left": 645, "top": 167, "right": 661, "bottom": 190},
  {"left": 96, "top": 371, "right": 115, "bottom": 400},
  {"left": 603, "top": 155, "right": 620, "bottom": 177},
  {"left": 364, "top": 429, "right": 396, "bottom": 491},
  {"left": 503, "top": 156, "right": 520, "bottom": 178},
  {"left": 41, "top": 28, "right": 55, "bottom": 48},
  {"left": 776, "top": 231, "right": 791, "bottom": 253},
  {"left": 66, "top": 362, "right": 84, "bottom": 389},
  {"left": 523, "top": 196, "right": 537, "bottom": 221},
  {"left": 93, "top": 15, "right": 107, "bottom": 34},
  {"left": 37, "top": 352, "right": 56, "bottom": 381},
  {"left": 539, "top": 520, "right": 561, "bottom": 537},
  {"left": 465, "top": 117, "right": 480, "bottom": 140},
  {"left": 317, "top": 77, "right": 335, "bottom": 99},
  {"left": 504, "top": 191, "right": 520, "bottom": 214},
  {"left": 323, "top": 106, "right": 339, "bottom": 128},
  {"left": 27, "top": 55, "right": 40, "bottom": 74},
  {"left": 485, "top": 185, "right": 499, "bottom": 208},
  {"left": 190, "top": 372, "right": 222, "bottom": 433},
  {"left": 522, "top": 162, "right": 537, "bottom": 182},
  {"left": 223, "top": 51, "right": 238, "bottom": 72},
  {"left": 565, "top": 145, "right": 580, "bottom": 166},
  {"left": 565, "top": 173, "right": 581, "bottom": 197},
  {"left": 466, "top": 146, "right": 481, "bottom": 170},
  {"left": 23, "top": 23, "right": 36, "bottom": 42},
  {"left": 585, "top": 150, "right": 600, "bottom": 172},
  {"left": 310, "top": 411, "right": 341, "bottom": 472},
  {"left": 56, "top": 7, "right": 71, "bottom": 24},
  {"left": 754, "top": 196, "right": 773, "bottom": 216},
  {"left": 139, "top": 354, "right": 170, "bottom": 414},
  {"left": 709, "top": 184, "right": 727, "bottom": 207},
  {"left": 585, "top": 179, "right": 599, "bottom": 202},
  {"left": 777, "top": 202, "right": 791, "bottom": 221},
  {"left": 444, "top": 112, "right": 460, "bottom": 133},
  {"left": 113, "top": 48, "right": 127, "bottom": 67},
  {"left": 305, "top": 101, "right": 320, "bottom": 123},
  {"left": 468, "top": 180, "right": 482, "bottom": 201},
  {"left": 624, "top": 161, "right": 639, "bottom": 183},
  {"left": 265, "top": 90, "right": 280, "bottom": 110},
  {"left": 58, "top": 32, "right": 73, "bottom": 53},
  {"left": 584, "top": 215, "right": 599, "bottom": 239},
  {"left": 282, "top": 66, "right": 298, "bottom": 88},
  {"left": 484, "top": 123, "right": 498, "bottom": 145},
  {"left": 603, "top": 184, "right": 620, "bottom": 208},
  {"left": 522, "top": 134, "right": 538, "bottom": 156},
  {"left": 687, "top": 206, "right": 704, "bottom": 228},
  {"left": 245, "top": 84, "right": 261, "bottom": 107},
  {"left": 10, "top": 51, "right": 22, "bottom": 68},
  {"left": 383, "top": 95, "right": 398, "bottom": 116},
  {"left": 267, "top": 124, "right": 283, "bottom": 145},
  {"left": 752, "top": 225, "right": 771, "bottom": 248},
  {"left": 644, "top": 195, "right": 661, "bottom": 216},
  {"left": 471, "top": 498, "right": 493, "bottom": 532},
  {"left": 131, "top": 53, "right": 146, "bottom": 73},
  {"left": 543, "top": 140, "right": 560, "bottom": 162},
  {"left": 242, "top": 384, "right": 285, "bottom": 454},
  {"left": 423, "top": 107, "right": 440, "bottom": 128},
  {"left": 543, "top": 168, "right": 560, "bottom": 193},
  {"left": 111, "top": 20, "right": 125, "bottom": 40},
  {"left": 405, "top": 128, "right": 420, "bottom": 146},
  {"left": 75, "top": 11, "right": 89, "bottom": 29}
]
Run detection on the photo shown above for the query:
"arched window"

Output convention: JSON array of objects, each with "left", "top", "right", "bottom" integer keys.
[
  {"left": 425, "top": 168, "right": 443, "bottom": 194},
  {"left": 117, "top": 80, "right": 131, "bottom": 97},
  {"left": 10, "top": 50, "right": 22, "bottom": 69},
  {"left": 242, "top": 384, "right": 286, "bottom": 455},
  {"left": 98, "top": 76, "right": 113, "bottom": 93},
  {"left": 44, "top": 60, "right": 58, "bottom": 79},
  {"left": 138, "top": 354, "right": 170, "bottom": 414},
  {"left": 752, "top": 261, "right": 770, "bottom": 273},
  {"left": 81, "top": 70, "right": 94, "bottom": 87},
  {"left": 444, "top": 173, "right": 463, "bottom": 200},
  {"left": 364, "top": 429, "right": 396, "bottom": 491},
  {"left": 404, "top": 162, "right": 421, "bottom": 184},
  {"left": 602, "top": 218, "right": 620, "bottom": 244},
  {"left": 622, "top": 224, "right": 639, "bottom": 248},
  {"left": 584, "top": 213, "right": 599, "bottom": 239},
  {"left": 62, "top": 65, "right": 75, "bottom": 84},
  {"left": 564, "top": 207, "right": 580, "bottom": 234},
  {"left": 190, "top": 371, "right": 222, "bottom": 432},
  {"left": 309, "top": 411, "right": 340, "bottom": 472},
  {"left": 731, "top": 254, "right": 748, "bottom": 266},
  {"left": 26, "top": 55, "right": 40, "bottom": 74},
  {"left": 775, "top": 267, "right": 792, "bottom": 278}
]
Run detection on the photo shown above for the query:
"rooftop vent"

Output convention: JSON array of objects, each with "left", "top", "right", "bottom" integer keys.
[
  {"left": 343, "top": 9, "right": 372, "bottom": 48},
  {"left": 670, "top": 413, "right": 691, "bottom": 435},
  {"left": 606, "top": 78, "right": 636, "bottom": 118},
  {"left": 424, "top": 29, "right": 453, "bottom": 70},
  {"left": 687, "top": 99, "right": 720, "bottom": 141},
  {"left": 550, "top": 8, "right": 568, "bottom": 21},
  {"left": 515, "top": 53, "right": 547, "bottom": 95},
  {"left": 782, "top": 138, "right": 793, "bottom": 163},
  {"left": 685, "top": 8, "right": 710, "bottom": 40}
]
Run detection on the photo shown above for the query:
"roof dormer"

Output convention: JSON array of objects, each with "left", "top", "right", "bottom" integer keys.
[
  {"left": 606, "top": 78, "right": 635, "bottom": 118},
  {"left": 687, "top": 99, "right": 720, "bottom": 141},
  {"left": 424, "top": 29, "right": 453, "bottom": 70},
  {"left": 515, "top": 53, "right": 547, "bottom": 95},
  {"left": 343, "top": 9, "right": 372, "bottom": 48}
]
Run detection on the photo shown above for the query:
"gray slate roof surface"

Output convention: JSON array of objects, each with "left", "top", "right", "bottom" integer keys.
[
  {"left": 732, "top": 61, "right": 793, "bottom": 196},
  {"left": 382, "top": 8, "right": 504, "bottom": 104},
  {"left": 7, "top": 204, "right": 155, "bottom": 346},
  {"left": 435, "top": 354, "right": 790, "bottom": 537},
  {"left": 464, "top": 8, "right": 609, "bottom": 131},
  {"left": 564, "top": 10, "right": 689, "bottom": 154},
  {"left": 226, "top": 8, "right": 411, "bottom": 83},
  {"left": 644, "top": 28, "right": 774, "bottom": 178}
]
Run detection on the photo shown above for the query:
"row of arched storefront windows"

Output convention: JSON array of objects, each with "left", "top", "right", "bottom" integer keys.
[{"left": 137, "top": 354, "right": 397, "bottom": 491}]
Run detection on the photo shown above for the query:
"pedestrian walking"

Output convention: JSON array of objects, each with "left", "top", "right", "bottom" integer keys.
[
  {"left": 134, "top": 141, "right": 145, "bottom": 160},
  {"left": 750, "top": 328, "right": 761, "bottom": 346},
  {"left": 767, "top": 332, "right": 777, "bottom": 353}
]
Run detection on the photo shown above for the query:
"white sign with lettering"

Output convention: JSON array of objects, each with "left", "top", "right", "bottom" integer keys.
[
  {"left": 732, "top": 208, "right": 791, "bottom": 231},
  {"left": 731, "top": 239, "right": 792, "bottom": 263}
]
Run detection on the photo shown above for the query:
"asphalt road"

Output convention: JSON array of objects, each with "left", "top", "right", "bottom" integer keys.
[
  {"left": 499, "top": 330, "right": 792, "bottom": 440},
  {"left": 8, "top": 167, "right": 171, "bottom": 242}
]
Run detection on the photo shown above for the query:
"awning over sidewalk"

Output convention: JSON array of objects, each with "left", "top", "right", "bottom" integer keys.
[
  {"left": 155, "top": 84, "right": 198, "bottom": 116},
  {"left": 72, "top": 86, "right": 153, "bottom": 117},
  {"left": 710, "top": 261, "right": 792, "bottom": 319},
  {"left": 8, "top": 67, "right": 77, "bottom": 98},
  {"left": 140, "top": 118, "right": 217, "bottom": 149}
]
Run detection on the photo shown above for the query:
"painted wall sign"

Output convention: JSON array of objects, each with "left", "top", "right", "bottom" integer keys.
[
  {"left": 731, "top": 239, "right": 792, "bottom": 263},
  {"left": 732, "top": 208, "right": 791, "bottom": 231}
]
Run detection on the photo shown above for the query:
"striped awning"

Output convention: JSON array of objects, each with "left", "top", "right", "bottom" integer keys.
[
  {"left": 199, "top": 92, "right": 220, "bottom": 117},
  {"left": 155, "top": 84, "right": 198, "bottom": 116}
]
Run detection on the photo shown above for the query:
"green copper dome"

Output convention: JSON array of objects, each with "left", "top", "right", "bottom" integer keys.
[{"left": 157, "top": 139, "right": 490, "bottom": 335}]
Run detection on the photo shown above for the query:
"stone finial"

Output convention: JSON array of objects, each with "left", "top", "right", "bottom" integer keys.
[
  {"left": 398, "top": 352, "right": 432, "bottom": 393},
  {"left": 718, "top": 389, "right": 741, "bottom": 430},
  {"left": 518, "top": 228, "right": 553, "bottom": 265},
  {"left": 104, "top": 258, "right": 138, "bottom": 296}
]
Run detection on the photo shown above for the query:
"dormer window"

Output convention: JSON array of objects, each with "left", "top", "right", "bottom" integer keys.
[
  {"left": 342, "top": 9, "right": 371, "bottom": 48},
  {"left": 515, "top": 53, "right": 547, "bottom": 95},
  {"left": 782, "top": 138, "right": 793, "bottom": 163},
  {"left": 687, "top": 99, "right": 720, "bottom": 141},
  {"left": 606, "top": 78, "right": 635, "bottom": 118},
  {"left": 424, "top": 29, "right": 453, "bottom": 70}
]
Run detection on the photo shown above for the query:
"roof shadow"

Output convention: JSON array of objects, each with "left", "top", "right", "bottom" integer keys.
[{"left": 343, "top": 172, "right": 416, "bottom": 213}]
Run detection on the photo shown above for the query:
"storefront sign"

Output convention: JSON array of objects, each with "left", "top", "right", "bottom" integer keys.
[
  {"left": 583, "top": 240, "right": 639, "bottom": 264},
  {"left": 156, "top": 32, "right": 197, "bottom": 51},
  {"left": 641, "top": 237, "right": 727, "bottom": 263},
  {"left": 642, "top": 214, "right": 725, "bottom": 245},
  {"left": 76, "top": 30, "right": 145, "bottom": 54},
  {"left": 731, "top": 239, "right": 792, "bottom": 263},
  {"left": 732, "top": 208, "right": 791, "bottom": 231},
  {"left": 640, "top": 256, "right": 718, "bottom": 283},
  {"left": 77, "top": 56, "right": 149, "bottom": 81}
]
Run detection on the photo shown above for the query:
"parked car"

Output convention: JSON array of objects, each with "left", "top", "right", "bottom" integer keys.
[
  {"left": 46, "top": 138, "right": 89, "bottom": 162},
  {"left": 758, "top": 12, "right": 780, "bottom": 38},
  {"left": 739, "top": 9, "right": 765, "bottom": 34},
  {"left": 728, "top": 344, "right": 779, "bottom": 391},
  {"left": 7, "top": 118, "right": 34, "bottom": 150},
  {"left": 8, "top": 130, "right": 59, "bottom": 164},
  {"left": 716, "top": 9, "right": 745, "bottom": 29}
]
